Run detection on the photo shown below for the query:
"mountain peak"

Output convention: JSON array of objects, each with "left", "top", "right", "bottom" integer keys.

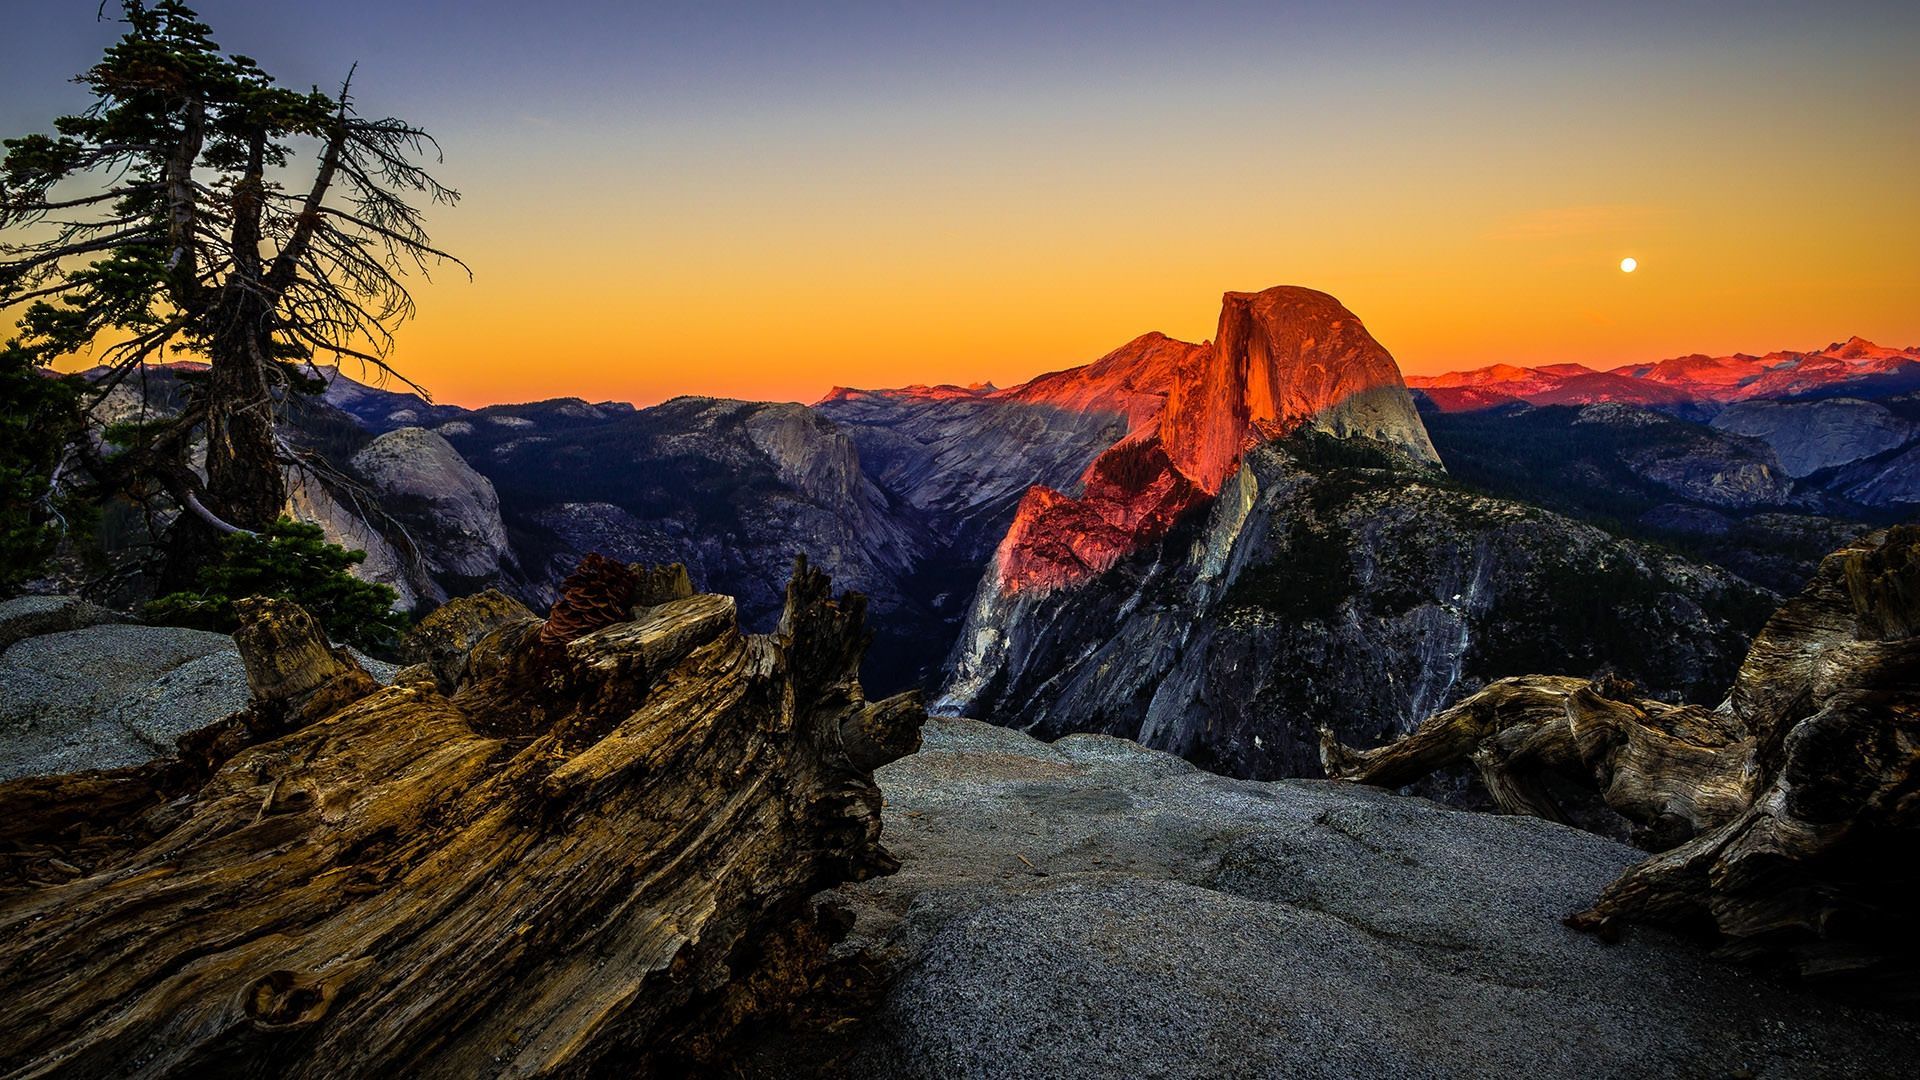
[
  {"left": 1412, "top": 335, "right": 1920, "bottom": 413},
  {"left": 993, "top": 285, "right": 1437, "bottom": 593},
  {"left": 813, "top": 383, "right": 994, "bottom": 406},
  {"left": 1823, "top": 336, "right": 1906, "bottom": 361},
  {"left": 1160, "top": 285, "right": 1438, "bottom": 492},
  {"left": 997, "top": 332, "right": 1210, "bottom": 439}
]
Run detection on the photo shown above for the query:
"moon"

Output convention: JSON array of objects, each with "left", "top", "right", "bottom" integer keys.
[{"left": 1620, "top": 257, "right": 1638, "bottom": 273}]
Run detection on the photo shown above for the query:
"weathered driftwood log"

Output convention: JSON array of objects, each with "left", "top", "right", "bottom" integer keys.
[
  {"left": 397, "top": 587, "right": 538, "bottom": 691},
  {"left": 0, "top": 598, "right": 386, "bottom": 892},
  {"left": 1319, "top": 674, "right": 1757, "bottom": 849},
  {"left": 1323, "top": 526, "right": 1920, "bottom": 996},
  {"left": 0, "top": 555, "right": 923, "bottom": 1077}
]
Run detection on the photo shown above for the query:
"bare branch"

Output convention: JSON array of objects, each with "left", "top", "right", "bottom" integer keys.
[
  {"left": 264, "top": 104, "right": 349, "bottom": 293},
  {"left": 312, "top": 205, "right": 468, "bottom": 273},
  {"left": 182, "top": 488, "right": 252, "bottom": 536},
  {"left": 0, "top": 183, "right": 160, "bottom": 218}
]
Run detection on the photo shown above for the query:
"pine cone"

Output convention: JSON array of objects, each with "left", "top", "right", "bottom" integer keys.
[{"left": 539, "top": 553, "right": 638, "bottom": 647}]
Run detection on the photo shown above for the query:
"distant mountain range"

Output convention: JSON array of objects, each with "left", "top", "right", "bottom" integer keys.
[
  {"left": 75, "top": 295, "right": 1913, "bottom": 789},
  {"left": 1402, "top": 338, "right": 1920, "bottom": 541},
  {"left": 1406, "top": 336, "right": 1920, "bottom": 414}
]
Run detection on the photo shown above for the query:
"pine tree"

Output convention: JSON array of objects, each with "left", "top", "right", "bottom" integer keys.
[
  {"left": 146, "top": 516, "right": 406, "bottom": 650},
  {"left": 0, "top": 1, "right": 462, "bottom": 577}
]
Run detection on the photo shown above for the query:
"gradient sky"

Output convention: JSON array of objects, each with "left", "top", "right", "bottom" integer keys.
[{"left": 5, "top": 1, "right": 1918, "bottom": 407}]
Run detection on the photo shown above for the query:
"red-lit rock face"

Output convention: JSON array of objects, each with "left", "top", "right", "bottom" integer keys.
[
  {"left": 993, "top": 286, "right": 1437, "bottom": 594},
  {"left": 1409, "top": 364, "right": 1692, "bottom": 409},
  {"left": 995, "top": 439, "right": 1207, "bottom": 593},
  {"left": 998, "top": 332, "right": 1210, "bottom": 439},
  {"left": 1162, "top": 287, "right": 1432, "bottom": 493}
]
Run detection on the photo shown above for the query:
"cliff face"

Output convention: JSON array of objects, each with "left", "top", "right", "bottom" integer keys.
[
  {"left": 937, "top": 289, "right": 1781, "bottom": 778},
  {"left": 1706, "top": 392, "right": 1920, "bottom": 515},
  {"left": 1710, "top": 397, "right": 1917, "bottom": 478},
  {"left": 940, "top": 432, "right": 1769, "bottom": 782},
  {"left": 434, "top": 396, "right": 943, "bottom": 691},
  {"left": 1163, "top": 287, "right": 1437, "bottom": 492},
  {"left": 814, "top": 331, "right": 1208, "bottom": 561},
  {"left": 995, "top": 439, "right": 1208, "bottom": 594},
  {"left": 989, "top": 287, "right": 1438, "bottom": 597}
]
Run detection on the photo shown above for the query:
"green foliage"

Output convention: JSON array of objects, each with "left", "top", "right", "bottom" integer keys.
[
  {"left": 1220, "top": 432, "right": 1426, "bottom": 621},
  {"left": 1091, "top": 437, "right": 1179, "bottom": 490},
  {"left": 101, "top": 416, "right": 178, "bottom": 450},
  {"left": 1224, "top": 517, "right": 1359, "bottom": 620},
  {"left": 1420, "top": 406, "right": 1677, "bottom": 533},
  {"left": 0, "top": 342, "right": 85, "bottom": 594},
  {"left": 146, "top": 516, "right": 406, "bottom": 649},
  {"left": 1282, "top": 429, "right": 1415, "bottom": 474},
  {"left": 5, "top": 2, "right": 461, "bottom": 553},
  {"left": 2, "top": 0, "right": 456, "bottom": 367},
  {"left": 1, "top": 2, "right": 331, "bottom": 364}
]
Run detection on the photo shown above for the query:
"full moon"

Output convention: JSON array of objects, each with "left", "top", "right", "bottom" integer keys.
[{"left": 1620, "top": 257, "right": 1638, "bottom": 273}]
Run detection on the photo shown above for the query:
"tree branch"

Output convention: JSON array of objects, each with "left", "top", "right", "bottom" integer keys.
[{"left": 264, "top": 100, "right": 349, "bottom": 293}]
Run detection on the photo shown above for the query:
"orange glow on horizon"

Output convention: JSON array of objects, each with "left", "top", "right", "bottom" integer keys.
[
  {"left": 20, "top": 6, "right": 1920, "bottom": 411},
  {"left": 353, "top": 134, "right": 1920, "bottom": 409},
  {"left": 43, "top": 196, "right": 1920, "bottom": 410}
]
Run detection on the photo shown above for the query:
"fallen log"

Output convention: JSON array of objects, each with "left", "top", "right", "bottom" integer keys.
[
  {"left": 0, "top": 555, "right": 924, "bottom": 1076},
  {"left": 1323, "top": 525, "right": 1920, "bottom": 997},
  {"left": 1318, "top": 674, "right": 1756, "bottom": 849}
]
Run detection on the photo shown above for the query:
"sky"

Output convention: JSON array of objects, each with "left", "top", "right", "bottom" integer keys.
[{"left": 4, "top": 1, "right": 1918, "bottom": 407}]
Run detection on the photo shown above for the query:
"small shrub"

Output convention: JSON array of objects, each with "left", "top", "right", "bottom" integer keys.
[{"left": 146, "top": 517, "right": 407, "bottom": 650}]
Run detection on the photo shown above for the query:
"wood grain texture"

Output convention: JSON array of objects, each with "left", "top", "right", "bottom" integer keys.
[
  {"left": 0, "top": 557, "right": 923, "bottom": 1077},
  {"left": 1324, "top": 525, "right": 1920, "bottom": 997}
]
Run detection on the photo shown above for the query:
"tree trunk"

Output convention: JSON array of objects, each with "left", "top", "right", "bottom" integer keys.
[
  {"left": 0, "top": 557, "right": 924, "bottom": 1076},
  {"left": 164, "top": 123, "right": 283, "bottom": 583},
  {"left": 1319, "top": 675, "right": 1757, "bottom": 849},
  {"left": 1323, "top": 525, "right": 1920, "bottom": 999},
  {"left": 161, "top": 288, "right": 287, "bottom": 588},
  {"left": 202, "top": 291, "right": 286, "bottom": 531}
]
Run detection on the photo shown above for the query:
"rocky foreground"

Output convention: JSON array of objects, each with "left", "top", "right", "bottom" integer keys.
[
  {"left": 804, "top": 718, "right": 1917, "bottom": 1078},
  {"left": 0, "top": 559, "right": 922, "bottom": 1077},
  {"left": 1325, "top": 524, "right": 1920, "bottom": 997},
  {"left": 2, "top": 567, "right": 1917, "bottom": 1077}
]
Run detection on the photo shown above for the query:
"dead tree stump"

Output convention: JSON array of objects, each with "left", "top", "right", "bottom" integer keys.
[
  {"left": 1323, "top": 526, "right": 1920, "bottom": 999},
  {"left": 0, "top": 556, "right": 923, "bottom": 1076}
]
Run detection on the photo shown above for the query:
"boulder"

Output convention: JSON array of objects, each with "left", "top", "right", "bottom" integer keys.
[
  {"left": 0, "top": 612, "right": 400, "bottom": 783},
  {"left": 0, "top": 595, "right": 124, "bottom": 654},
  {"left": 805, "top": 718, "right": 1918, "bottom": 1079},
  {"left": 0, "top": 622, "right": 247, "bottom": 781},
  {"left": 350, "top": 426, "right": 513, "bottom": 583}
]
